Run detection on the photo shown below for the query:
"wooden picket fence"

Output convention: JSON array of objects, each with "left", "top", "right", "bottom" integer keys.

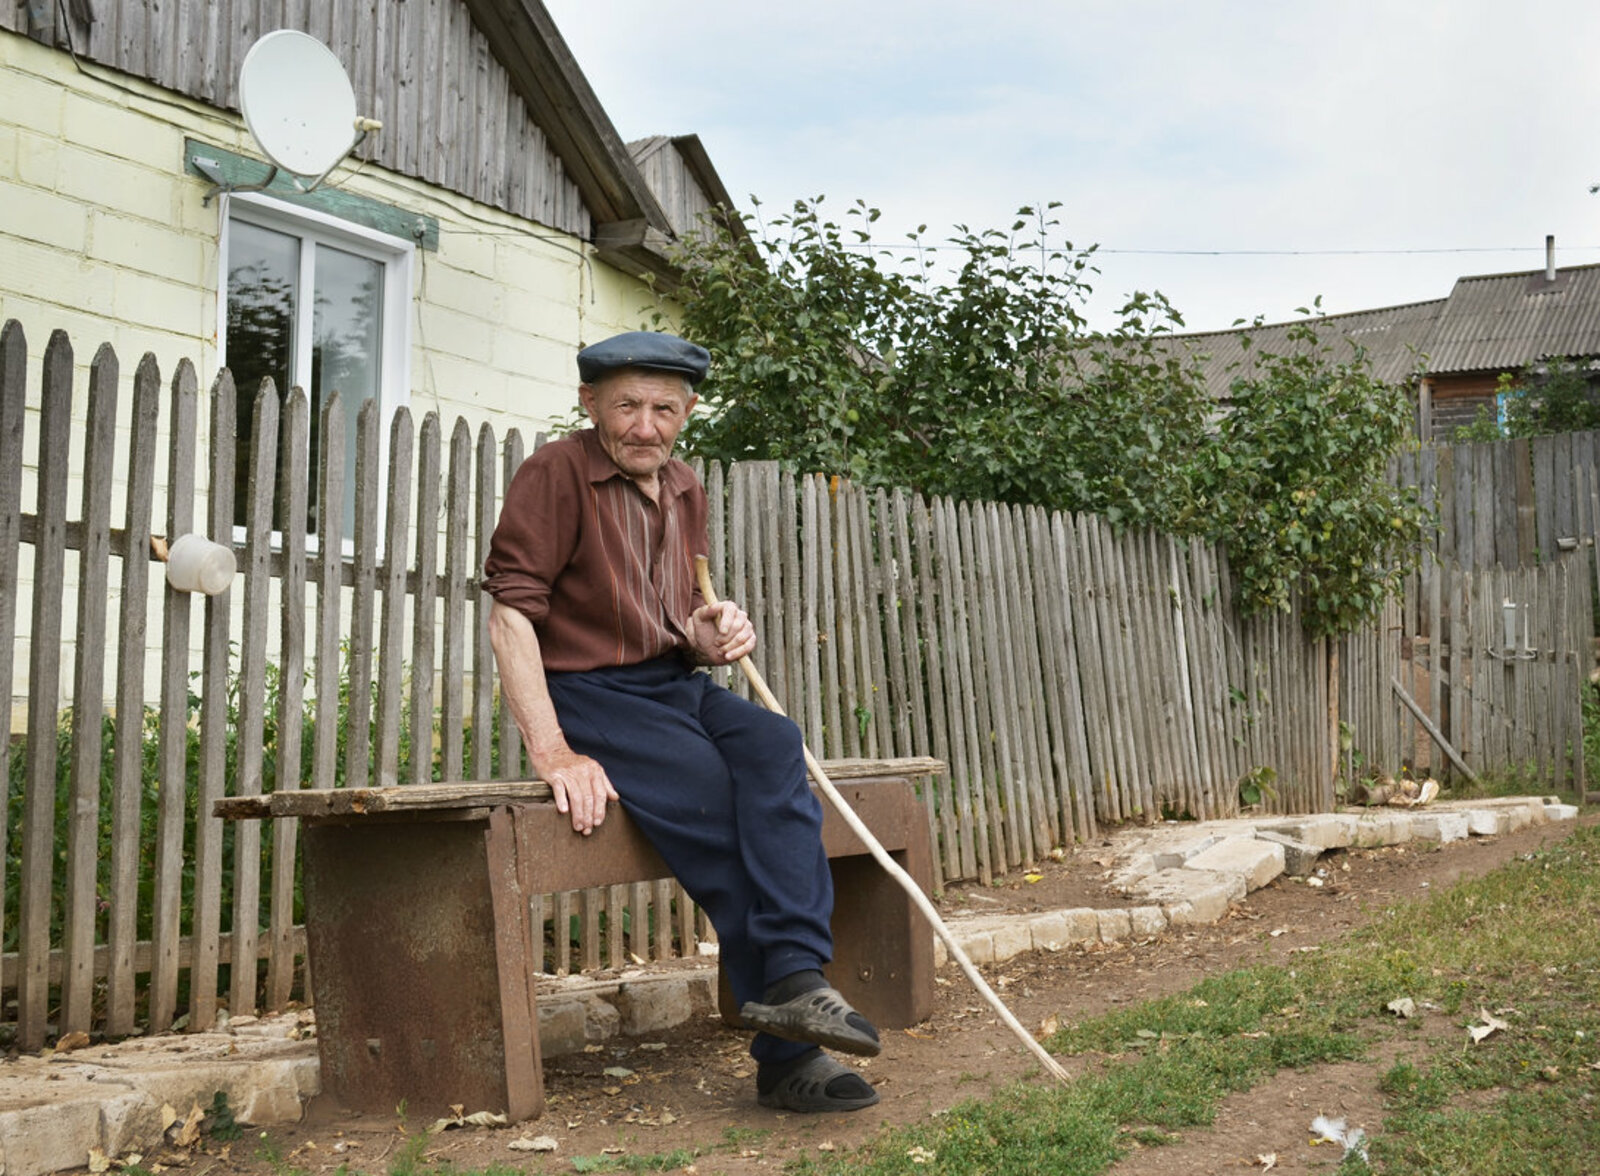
[
  {"left": 1398, "top": 431, "right": 1600, "bottom": 571},
  {"left": 1378, "top": 434, "right": 1598, "bottom": 790},
  {"left": 0, "top": 320, "right": 1585, "bottom": 1048}
]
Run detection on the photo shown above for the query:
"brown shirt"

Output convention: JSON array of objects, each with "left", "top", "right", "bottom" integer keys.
[{"left": 482, "top": 429, "right": 708, "bottom": 672}]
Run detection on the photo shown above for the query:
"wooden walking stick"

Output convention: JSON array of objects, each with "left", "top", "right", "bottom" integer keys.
[{"left": 694, "top": 557, "right": 1071, "bottom": 1084}]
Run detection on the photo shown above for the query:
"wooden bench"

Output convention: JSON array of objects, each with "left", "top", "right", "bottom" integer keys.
[{"left": 215, "top": 757, "right": 942, "bottom": 1121}]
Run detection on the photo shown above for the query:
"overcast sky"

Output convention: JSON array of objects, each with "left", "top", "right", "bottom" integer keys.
[{"left": 543, "top": 1, "right": 1600, "bottom": 334}]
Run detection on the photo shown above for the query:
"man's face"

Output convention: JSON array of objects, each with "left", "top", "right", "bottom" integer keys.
[{"left": 580, "top": 369, "right": 697, "bottom": 483}]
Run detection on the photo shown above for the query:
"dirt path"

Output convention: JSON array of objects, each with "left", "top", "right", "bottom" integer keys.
[{"left": 207, "top": 812, "right": 1591, "bottom": 1176}]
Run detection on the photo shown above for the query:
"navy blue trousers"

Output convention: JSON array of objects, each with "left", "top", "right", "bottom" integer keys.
[{"left": 546, "top": 656, "right": 833, "bottom": 1064}]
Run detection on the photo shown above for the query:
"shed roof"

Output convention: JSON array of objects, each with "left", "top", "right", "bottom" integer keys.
[
  {"left": 1166, "top": 261, "right": 1600, "bottom": 397},
  {"left": 1423, "top": 264, "right": 1600, "bottom": 374}
]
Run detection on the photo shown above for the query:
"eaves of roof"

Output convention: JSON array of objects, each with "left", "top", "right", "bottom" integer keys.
[{"left": 460, "top": 0, "right": 679, "bottom": 285}]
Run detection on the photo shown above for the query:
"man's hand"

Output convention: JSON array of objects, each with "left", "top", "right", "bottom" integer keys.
[
  {"left": 534, "top": 745, "right": 619, "bottom": 835},
  {"left": 689, "top": 599, "right": 756, "bottom": 666}
]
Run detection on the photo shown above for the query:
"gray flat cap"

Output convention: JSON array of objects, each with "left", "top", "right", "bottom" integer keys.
[{"left": 577, "top": 331, "right": 710, "bottom": 386}]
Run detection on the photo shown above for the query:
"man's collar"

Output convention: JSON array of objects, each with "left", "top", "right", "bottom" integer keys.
[{"left": 577, "top": 428, "right": 693, "bottom": 502}]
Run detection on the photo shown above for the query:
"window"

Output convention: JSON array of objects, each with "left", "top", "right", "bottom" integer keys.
[{"left": 220, "top": 194, "right": 413, "bottom": 537}]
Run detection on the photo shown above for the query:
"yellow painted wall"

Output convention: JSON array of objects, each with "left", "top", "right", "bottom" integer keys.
[{"left": 0, "top": 28, "right": 682, "bottom": 727}]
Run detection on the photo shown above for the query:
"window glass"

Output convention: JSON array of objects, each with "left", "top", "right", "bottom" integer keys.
[
  {"left": 312, "top": 245, "right": 385, "bottom": 537},
  {"left": 226, "top": 220, "right": 299, "bottom": 527},
  {"left": 222, "top": 206, "right": 407, "bottom": 538}
]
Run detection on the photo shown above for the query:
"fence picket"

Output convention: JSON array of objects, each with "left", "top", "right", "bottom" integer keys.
[
  {"left": 189, "top": 369, "right": 239, "bottom": 1032},
  {"left": 931, "top": 497, "right": 981, "bottom": 880},
  {"left": 800, "top": 475, "right": 825, "bottom": 752},
  {"left": 345, "top": 400, "right": 381, "bottom": 789},
  {"left": 266, "top": 388, "right": 310, "bottom": 1010},
  {"left": 59, "top": 345, "right": 118, "bottom": 1034},
  {"left": 498, "top": 431, "right": 526, "bottom": 779},
  {"left": 471, "top": 424, "right": 496, "bottom": 778},
  {"left": 107, "top": 353, "right": 162, "bottom": 1033},
  {"left": 312, "top": 397, "right": 348, "bottom": 791},
  {"left": 375, "top": 410, "right": 415, "bottom": 786},
  {"left": 0, "top": 323, "right": 24, "bottom": 1005},
  {"left": 148, "top": 358, "right": 199, "bottom": 1035},
  {"left": 227, "top": 382, "right": 280, "bottom": 1019},
  {"left": 18, "top": 332, "right": 74, "bottom": 1048},
  {"left": 408, "top": 415, "right": 442, "bottom": 785},
  {"left": 440, "top": 420, "right": 472, "bottom": 780}
]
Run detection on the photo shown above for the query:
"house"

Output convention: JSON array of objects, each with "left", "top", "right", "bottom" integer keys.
[
  {"left": 1166, "top": 242, "right": 1600, "bottom": 442},
  {"left": 0, "top": 0, "right": 736, "bottom": 720}
]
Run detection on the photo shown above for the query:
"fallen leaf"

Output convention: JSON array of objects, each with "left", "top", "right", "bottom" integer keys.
[
  {"left": 1257, "top": 1154, "right": 1278, "bottom": 1171},
  {"left": 1023, "top": 872, "right": 1043, "bottom": 883},
  {"left": 427, "top": 1108, "right": 508, "bottom": 1134},
  {"left": 173, "top": 1101, "right": 204, "bottom": 1148},
  {"left": 508, "top": 1135, "right": 559, "bottom": 1153},
  {"left": 1039, "top": 1014, "right": 1060, "bottom": 1037},
  {"left": 57, "top": 1031, "right": 91, "bottom": 1053},
  {"left": 603, "top": 1066, "right": 636, "bottom": 1079},
  {"left": 160, "top": 1104, "right": 178, "bottom": 1133},
  {"left": 87, "top": 1147, "right": 111, "bottom": 1173},
  {"left": 818, "top": 1141, "right": 836, "bottom": 1152},
  {"left": 907, "top": 1145, "right": 937, "bottom": 1164},
  {"left": 1387, "top": 997, "right": 1416, "bottom": 1019},
  {"left": 1469, "top": 1008, "right": 1509, "bottom": 1045}
]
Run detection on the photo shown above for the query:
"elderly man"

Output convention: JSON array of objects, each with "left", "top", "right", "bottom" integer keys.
[{"left": 483, "top": 331, "right": 881, "bottom": 1113}]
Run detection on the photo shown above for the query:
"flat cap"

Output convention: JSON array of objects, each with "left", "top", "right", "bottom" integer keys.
[{"left": 577, "top": 331, "right": 710, "bottom": 387}]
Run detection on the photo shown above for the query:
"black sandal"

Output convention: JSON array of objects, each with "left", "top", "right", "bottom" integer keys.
[
  {"left": 757, "top": 1049, "right": 879, "bottom": 1112},
  {"left": 740, "top": 986, "right": 882, "bottom": 1056}
]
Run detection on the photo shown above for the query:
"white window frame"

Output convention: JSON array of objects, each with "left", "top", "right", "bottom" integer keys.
[{"left": 217, "top": 190, "right": 415, "bottom": 544}]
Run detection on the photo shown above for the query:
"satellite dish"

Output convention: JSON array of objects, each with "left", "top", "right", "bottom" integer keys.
[{"left": 239, "top": 30, "right": 360, "bottom": 179}]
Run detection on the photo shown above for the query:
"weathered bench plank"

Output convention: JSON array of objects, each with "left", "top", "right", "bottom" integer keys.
[{"left": 212, "top": 756, "right": 947, "bottom": 819}]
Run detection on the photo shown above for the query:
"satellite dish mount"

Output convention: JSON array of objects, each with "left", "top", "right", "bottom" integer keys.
[{"left": 201, "top": 29, "right": 382, "bottom": 202}]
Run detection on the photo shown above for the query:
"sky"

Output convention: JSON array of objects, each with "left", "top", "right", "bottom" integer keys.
[{"left": 541, "top": 1, "right": 1600, "bottom": 335}]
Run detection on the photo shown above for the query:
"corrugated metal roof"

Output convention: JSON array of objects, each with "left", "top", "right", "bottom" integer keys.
[
  {"left": 1421, "top": 263, "right": 1600, "bottom": 374},
  {"left": 1165, "top": 261, "right": 1600, "bottom": 396},
  {"left": 1156, "top": 299, "right": 1446, "bottom": 399}
]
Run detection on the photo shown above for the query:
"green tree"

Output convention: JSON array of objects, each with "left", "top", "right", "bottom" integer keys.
[
  {"left": 667, "top": 198, "right": 1213, "bottom": 531},
  {"left": 1192, "top": 321, "right": 1428, "bottom": 637},
  {"left": 1502, "top": 359, "right": 1600, "bottom": 437}
]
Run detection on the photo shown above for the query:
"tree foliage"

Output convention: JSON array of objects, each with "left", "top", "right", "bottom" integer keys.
[
  {"left": 663, "top": 198, "right": 1425, "bottom": 637},
  {"left": 1193, "top": 324, "right": 1425, "bottom": 636},
  {"left": 1452, "top": 361, "right": 1600, "bottom": 443}
]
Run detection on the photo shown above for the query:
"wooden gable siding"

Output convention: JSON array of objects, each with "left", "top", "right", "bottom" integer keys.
[
  {"left": 630, "top": 135, "right": 728, "bottom": 240},
  {"left": 1, "top": 0, "right": 591, "bottom": 239}
]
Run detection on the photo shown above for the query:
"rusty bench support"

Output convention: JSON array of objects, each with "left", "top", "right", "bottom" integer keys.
[{"left": 296, "top": 777, "right": 934, "bottom": 1121}]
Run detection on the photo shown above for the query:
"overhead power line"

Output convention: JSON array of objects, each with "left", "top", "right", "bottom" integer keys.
[{"left": 830, "top": 240, "right": 1600, "bottom": 258}]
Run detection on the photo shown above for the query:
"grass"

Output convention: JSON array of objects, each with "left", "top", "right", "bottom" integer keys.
[
  {"left": 788, "top": 822, "right": 1600, "bottom": 1175},
  {"left": 255, "top": 822, "right": 1599, "bottom": 1176}
]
